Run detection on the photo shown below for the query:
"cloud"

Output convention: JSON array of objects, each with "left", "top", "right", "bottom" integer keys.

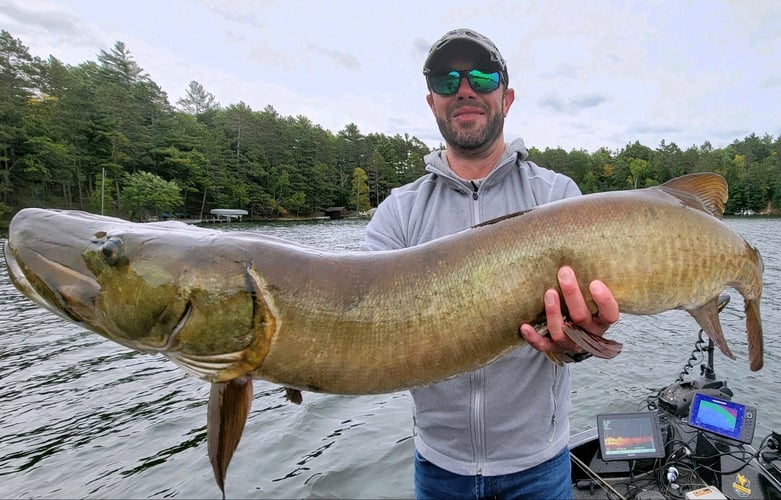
[
  {"left": 627, "top": 124, "right": 681, "bottom": 135},
  {"left": 0, "top": 1, "right": 100, "bottom": 47},
  {"left": 539, "top": 93, "right": 609, "bottom": 114},
  {"left": 308, "top": 45, "right": 360, "bottom": 71},
  {"left": 760, "top": 75, "right": 781, "bottom": 88},
  {"left": 540, "top": 63, "right": 582, "bottom": 80},
  {"left": 1, "top": 1, "right": 81, "bottom": 34},
  {"left": 202, "top": 0, "right": 265, "bottom": 30},
  {"left": 707, "top": 127, "right": 754, "bottom": 143},
  {"left": 412, "top": 36, "right": 431, "bottom": 56}
]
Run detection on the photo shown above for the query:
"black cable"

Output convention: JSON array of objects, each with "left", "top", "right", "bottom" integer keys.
[{"left": 675, "top": 330, "right": 708, "bottom": 382}]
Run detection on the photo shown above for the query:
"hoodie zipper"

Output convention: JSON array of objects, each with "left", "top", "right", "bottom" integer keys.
[
  {"left": 549, "top": 363, "right": 559, "bottom": 441},
  {"left": 468, "top": 178, "right": 486, "bottom": 475},
  {"left": 471, "top": 367, "right": 486, "bottom": 475},
  {"left": 470, "top": 180, "right": 480, "bottom": 200},
  {"left": 470, "top": 180, "right": 481, "bottom": 226}
]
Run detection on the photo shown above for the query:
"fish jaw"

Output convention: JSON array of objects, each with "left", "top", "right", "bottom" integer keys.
[
  {"left": 5, "top": 235, "right": 102, "bottom": 327},
  {"left": 4, "top": 240, "right": 63, "bottom": 315}
]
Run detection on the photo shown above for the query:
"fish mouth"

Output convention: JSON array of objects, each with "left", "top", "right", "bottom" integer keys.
[
  {"left": 4, "top": 241, "right": 96, "bottom": 324},
  {"left": 4, "top": 242, "right": 46, "bottom": 307}
]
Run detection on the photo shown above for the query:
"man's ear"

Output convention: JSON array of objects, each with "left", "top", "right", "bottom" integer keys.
[
  {"left": 503, "top": 87, "right": 515, "bottom": 117},
  {"left": 426, "top": 92, "right": 435, "bottom": 114}
]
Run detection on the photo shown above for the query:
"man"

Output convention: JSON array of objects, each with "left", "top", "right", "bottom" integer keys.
[{"left": 361, "top": 28, "right": 619, "bottom": 499}]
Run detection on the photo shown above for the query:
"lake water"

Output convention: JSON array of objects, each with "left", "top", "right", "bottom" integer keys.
[{"left": 1, "top": 217, "right": 778, "bottom": 499}]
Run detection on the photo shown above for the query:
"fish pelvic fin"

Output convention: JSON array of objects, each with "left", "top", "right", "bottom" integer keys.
[
  {"left": 284, "top": 387, "right": 303, "bottom": 404},
  {"left": 562, "top": 323, "right": 623, "bottom": 359},
  {"left": 208, "top": 376, "right": 253, "bottom": 499},
  {"left": 745, "top": 297, "right": 764, "bottom": 371},
  {"left": 659, "top": 172, "right": 728, "bottom": 219},
  {"left": 687, "top": 296, "right": 736, "bottom": 361}
]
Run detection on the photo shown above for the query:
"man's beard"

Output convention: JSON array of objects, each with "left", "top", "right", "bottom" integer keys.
[{"left": 435, "top": 103, "right": 505, "bottom": 157}]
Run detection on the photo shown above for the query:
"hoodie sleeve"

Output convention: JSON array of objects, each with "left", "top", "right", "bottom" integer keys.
[{"left": 360, "top": 193, "right": 407, "bottom": 251}]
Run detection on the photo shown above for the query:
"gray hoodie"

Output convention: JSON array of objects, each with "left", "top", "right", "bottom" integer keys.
[{"left": 361, "top": 138, "right": 581, "bottom": 476}]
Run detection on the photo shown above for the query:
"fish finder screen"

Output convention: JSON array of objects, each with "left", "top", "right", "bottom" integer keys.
[
  {"left": 688, "top": 393, "right": 752, "bottom": 442},
  {"left": 597, "top": 412, "right": 666, "bottom": 461}
]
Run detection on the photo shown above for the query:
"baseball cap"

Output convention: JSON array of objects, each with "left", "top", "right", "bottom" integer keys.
[{"left": 423, "top": 28, "right": 509, "bottom": 86}]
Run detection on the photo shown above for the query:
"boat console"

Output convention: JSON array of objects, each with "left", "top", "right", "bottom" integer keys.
[{"left": 570, "top": 295, "right": 781, "bottom": 500}]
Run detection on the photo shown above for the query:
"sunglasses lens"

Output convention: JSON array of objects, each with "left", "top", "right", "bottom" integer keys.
[
  {"left": 467, "top": 70, "right": 500, "bottom": 93},
  {"left": 429, "top": 70, "right": 501, "bottom": 95},
  {"left": 429, "top": 71, "right": 461, "bottom": 95}
]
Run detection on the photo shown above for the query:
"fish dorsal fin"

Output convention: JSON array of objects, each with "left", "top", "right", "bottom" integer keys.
[{"left": 659, "top": 172, "right": 728, "bottom": 219}]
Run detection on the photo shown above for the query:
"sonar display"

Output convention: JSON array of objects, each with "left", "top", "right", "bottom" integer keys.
[
  {"left": 698, "top": 400, "right": 739, "bottom": 433},
  {"left": 688, "top": 393, "right": 756, "bottom": 443}
]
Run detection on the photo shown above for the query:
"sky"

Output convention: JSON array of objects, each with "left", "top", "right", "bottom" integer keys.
[{"left": 2, "top": 0, "right": 780, "bottom": 153}]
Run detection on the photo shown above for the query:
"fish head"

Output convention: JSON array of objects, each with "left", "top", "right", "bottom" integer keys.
[
  {"left": 5, "top": 208, "right": 192, "bottom": 350},
  {"left": 5, "top": 208, "right": 266, "bottom": 381}
]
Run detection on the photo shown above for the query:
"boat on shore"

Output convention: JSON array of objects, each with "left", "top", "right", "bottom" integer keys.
[{"left": 208, "top": 208, "right": 248, "bottom": 223}]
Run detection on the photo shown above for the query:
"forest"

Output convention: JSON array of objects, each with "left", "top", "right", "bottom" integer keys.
[{"left": 2, "top": 30, "right": 780, "bottom": 223}]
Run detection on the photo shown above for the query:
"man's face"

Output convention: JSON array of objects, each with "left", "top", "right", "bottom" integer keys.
[{"left": 426, "top": 58, "right": 514, "bottom": 156}]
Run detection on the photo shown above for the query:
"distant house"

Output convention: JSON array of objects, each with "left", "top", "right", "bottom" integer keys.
[{"left": 323, "top": 207, "right": 349, "bottom": 219}]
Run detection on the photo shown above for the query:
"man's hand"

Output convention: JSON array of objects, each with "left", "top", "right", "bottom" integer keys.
[{"left": 519, "top": 266, "right": 619, "bottom": 355}]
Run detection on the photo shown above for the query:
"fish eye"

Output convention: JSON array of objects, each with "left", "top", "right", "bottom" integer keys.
[{"left": 100, "top": 238, "right": 124, "bottom": 266}]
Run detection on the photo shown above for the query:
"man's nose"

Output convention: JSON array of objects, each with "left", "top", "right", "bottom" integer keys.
[{"left": 454, "top": 74, "right": 477, "bottom": 98}]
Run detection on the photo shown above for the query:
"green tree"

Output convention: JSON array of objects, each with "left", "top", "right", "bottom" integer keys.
[
  {"left": 351, "top": 166, "right": 370, "bottom": 212},
  {"left": 628, "top": 158, "right": 649, "bottom": 189},
  {"left": 177, "top": 80, "right": 220, "bottom": 115},
  {"left": 95, "top": 41, "right": 169, "bottom": 178},
  {"left": 122, "top": 171, "right": 182, "bottom": 220},
  {"left": 21, "top": 135, "right": 75, "bottom": 205},
  {"left": 565, "top": 149, "right": 592, "bottom": 187},
  {"left": 0, "top": 30, "right": 37, "bottom": 206},
  {"left": 285, "top": 191, "right": 307, "bottom": 216}
]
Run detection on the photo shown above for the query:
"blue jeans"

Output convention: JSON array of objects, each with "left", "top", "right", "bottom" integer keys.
[{"left": 414, "top": 447, "right": 572, "bottom": 500}]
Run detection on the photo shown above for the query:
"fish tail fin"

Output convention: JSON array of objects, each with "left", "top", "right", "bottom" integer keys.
[
  {"left": 208, "top": 376, "right": 254, "bottom": 498},
  {"left": 740, "top": 242, "right": 764, "bottom": 371},
  {"left": 745, "top": 298, "right": 763, "bottom": 371},
  {"left": 687, "top": 296, "right": 735, "bottom": 360}
]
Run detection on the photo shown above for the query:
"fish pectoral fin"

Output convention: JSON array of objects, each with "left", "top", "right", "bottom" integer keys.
[
  {"left": 284, "top": 387, "right": 303, "bottom": 404},
  {"left": 208, "top": 376, "right": 253, "bottom": 499},
  {"left": 687, "top": 296, "right": 736, "bottom": 361},
  {"left": 562, "top": 323, "right": 623, "bottom": 359}
]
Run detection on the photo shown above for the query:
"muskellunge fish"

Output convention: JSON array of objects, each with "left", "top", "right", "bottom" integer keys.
[{"left": 3, "top": 172, "right": 764, "bottom": 497}]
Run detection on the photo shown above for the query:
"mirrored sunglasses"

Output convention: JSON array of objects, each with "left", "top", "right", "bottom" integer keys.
[{"left": 427, "top": 69, "right": 502, "bottom": 96}]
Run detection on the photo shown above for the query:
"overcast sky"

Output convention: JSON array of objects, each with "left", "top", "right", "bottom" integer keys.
[{"left": 2, "top": 0, "right": 780, "bottom": 153}]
